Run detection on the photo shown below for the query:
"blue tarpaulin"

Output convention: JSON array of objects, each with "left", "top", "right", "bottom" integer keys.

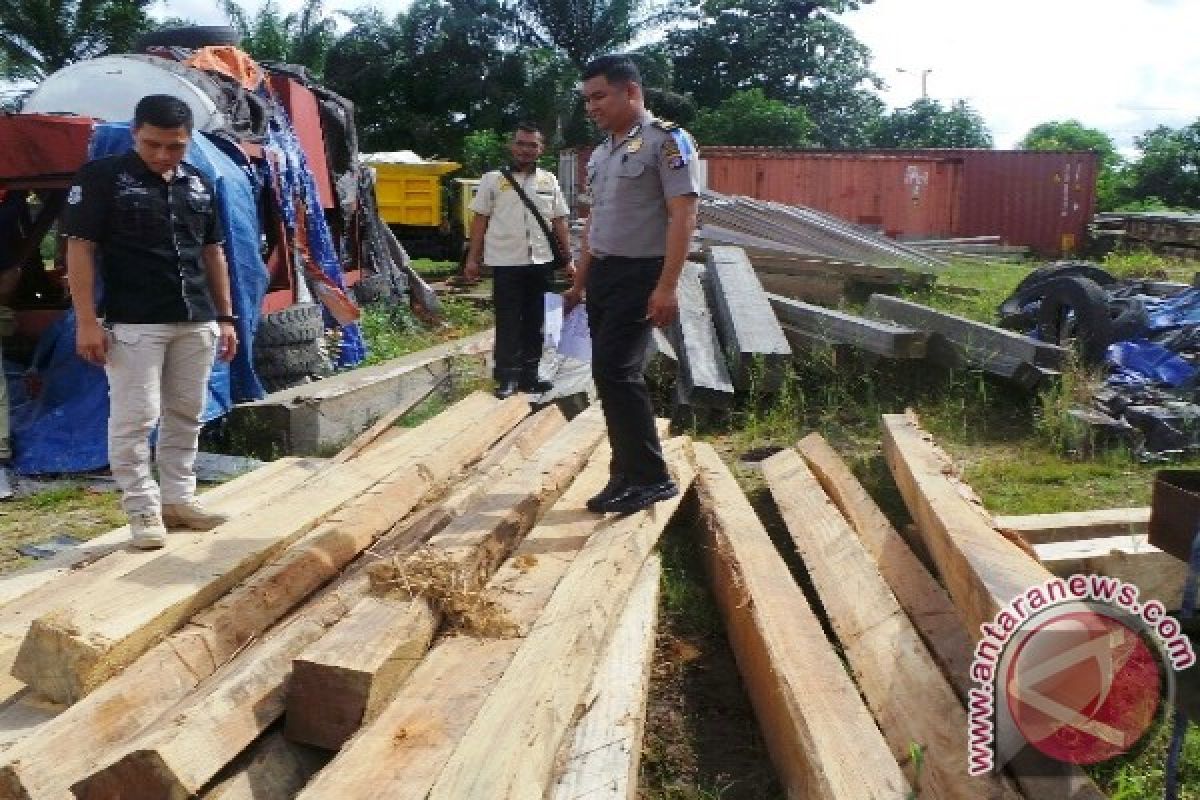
[
  {"left": 262, "top": 106, "right": 366, "bottom": 368},
  {"left": 1106, "top": 338, "right": 1198, "bottom": 389},
  {"left": 9, "top": 124, "right": 268, "bottom": 475}
]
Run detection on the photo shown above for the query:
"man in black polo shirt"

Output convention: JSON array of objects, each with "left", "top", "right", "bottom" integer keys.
[{"left": 63, "top": 94, "right": 238, "bottom": 549}]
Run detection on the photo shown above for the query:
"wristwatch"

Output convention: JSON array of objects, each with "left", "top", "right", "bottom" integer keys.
[{"left": 216, "top": 314, "right": 238, "bottom": 324}]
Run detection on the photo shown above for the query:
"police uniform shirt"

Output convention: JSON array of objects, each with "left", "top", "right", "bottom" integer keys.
[
  {"left": 470, "top": 167, "right": 569, "bottom": 267},
  {"left": 584, "top": 111, "right": 700, "bottom": 258},
  {"left": 61, "top": 151, "right": 224, "bottom": 324}
]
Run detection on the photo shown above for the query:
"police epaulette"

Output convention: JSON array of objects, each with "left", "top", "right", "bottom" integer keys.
[{"left": 652, "top": 119, "right": 679, "bottom": 132}]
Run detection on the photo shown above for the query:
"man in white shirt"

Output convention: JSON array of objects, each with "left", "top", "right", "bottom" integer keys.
[{"left": 465, "top": 122, "right": 574, "bottom": 398}]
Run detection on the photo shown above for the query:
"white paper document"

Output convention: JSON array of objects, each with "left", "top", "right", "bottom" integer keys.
[
  {"left": 543, "top": 292, "right": 564, "bottom": 348},
  {"left": 557, "top": 305, "right": 592, "bottom": 362}
]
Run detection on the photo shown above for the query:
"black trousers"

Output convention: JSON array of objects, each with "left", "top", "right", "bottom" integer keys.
[
  {"left": 492, "top": 263, "right": 552, "bottom": 381},
  {"left": 586, "top": 256, "right": 669, "bottom": 485}
]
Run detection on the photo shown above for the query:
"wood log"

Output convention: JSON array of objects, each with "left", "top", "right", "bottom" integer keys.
[
  {"left": 881, "top": 412, "right": 1048, "bottom": 633},
  {"left": 757, "top": 272, "right": 848, "bottom": 306},
  {"left": 295, "top": 442, "right": 618, "bottom": 799},
  {"left": 667, "top": 262, "right": 735, "bottom": 408},
  {"left": 795, "top": 433, "right": 974, "bottom": 697},
  {"left": 867, "top": 294, "right": 1067, "bottom": 371},
  {"left": 878, "top": 414, "right": 1110, "bottom": 800},
  {"left": 547, "top": 555, "right": 660, "bottom": 800},
  {"left": 202, "top": 732, "right": 327, "bottom": 800},
  {"left": 762, "top": 448, "right": 1021, "bottom": 800},
  {"left": 298, "top": 436, "right": 694, "bottom": 800},
  {"left": 0, "top": 457, "right": 316, "bottom": 611},
  {"left": 69, "top": 398, "right": 534, "bottom": 799},
  {"left": 0, "top": 394, "right": 525, "bottom": 799},
  {"left": 770, "top": 294, "right": 927, "bottom": 359},
  {"left": 13, "top": 393, "right": 519, "bottom": 705},
  {"left": 704, "top": 246, "right": 792, "bottom": 392},
  {"left": 283, "top": 407, "right": 589, "bottom": 750},
  {"left": 1035, "top": 535, "right": 1187, "bottom": 608},
  {"left": 692, "top": 443, "right": 910, "bottom": 799},
  {"left": 995, "top": 508, "right": 1150, "bottom": 545},
  {"left": 0, "top": 458, "right": 329, "bottom": 708}
]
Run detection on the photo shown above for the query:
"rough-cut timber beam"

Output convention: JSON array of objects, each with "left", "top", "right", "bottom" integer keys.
[
  {"left": 879, "top": 414, "right": 1110, "bottom": 800},
  {"left": 667, "top": 261, "right": 735, "bottom": 408},
  {"left": 298, "top": 436, "right": 694, "bottom": 800},
  {"left": 995, "top": 507, "right": 1150, "bottom": 545},
  {"left": 762, "top": 448, "right": 1021, "bottom": 800},
  {"left": 1035, "top": 535, "right": 1187, "bottom": 609},
  {"left": 770, "top": 294, "right": 927, "bottom": 359},
  {"left": 546, "top": 555, "right": 661, "bottom": 800},
  {"left": 693, "top": 443, "right": 909, "bottom": 799},
  {"left": 0, "top": 393, "right": 525, "bottom": 799},
  {"left": 795, "top": 433, "right": 974, "bottom": 696},
  {"left": 13, "top": 393, "right": 523, "bottom": 706},
  {"left": 867, "top": 294, "right": 1067, "bottom": 371},
  {"left": 705, "top": 246, "right": 792, "bottom": 392},
  {"left": 284, "top": 407, "right": 592, "bottom": 750}
]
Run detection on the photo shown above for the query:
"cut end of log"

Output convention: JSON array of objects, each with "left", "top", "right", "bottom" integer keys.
[
  {"left": 71, "top": 749, "right": 182, "bottom": 800},
  {"left": 11, "top": 615, "right": 106, "bottom": 705}
]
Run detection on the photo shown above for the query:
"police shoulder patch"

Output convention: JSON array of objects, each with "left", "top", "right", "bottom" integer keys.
[{"left": 652, "top": 118, "right": 679, "bottom": 132}]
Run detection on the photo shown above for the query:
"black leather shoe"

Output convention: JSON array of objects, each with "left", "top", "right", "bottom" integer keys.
[
  {"left": 586, "top": 474, "right": 628, "bottom": 512},
  {"left": 519, "top": 377, "right": 554, "bottom": 394},
  {"left": 493, "top": 378, "right": 520, "bottom": 399},
  {"left": 599, "top": 480, "right": 679, "bottom": 515}
]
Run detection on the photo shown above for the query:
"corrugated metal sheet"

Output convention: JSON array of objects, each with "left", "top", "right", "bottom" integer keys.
[{"left": 560, "top": 147, "right": 1098, "bottom": 257}]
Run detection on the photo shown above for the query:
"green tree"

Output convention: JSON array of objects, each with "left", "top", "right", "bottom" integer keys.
[
  {"left": 869, "top": 98, "right": 992, "bottom": 148},
  {"left": 503, "top": 0, "right": 685, "bottom": 71},
  {"left": 690, "top": 89, "right": 812, "bottom": 146},
  {"left": 461, "top": 129, "right": 508, "bottom": 176},
  {"left": 667, "top": 0, "right": 884, "bottom": 147},
  {"left": 0, "top": 0, "right": 153, "bottom": 80},
  {"left": 1019, "top": 119, "right": 1126, "bottom": 211},
  {"left": 1123, "top": 121, "right": 1200, "bottom": 211},
  {"left": 222, "top": 0, "right": 337, "bottom": 77}
]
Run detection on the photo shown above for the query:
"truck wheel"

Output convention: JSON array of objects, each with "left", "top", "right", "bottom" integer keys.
[
  {"left": 1036, "top": 276, "right": 1115, "bottom": 365},
  {"left": 136, "top": 26, "right": 241, "bottom": 51},
  {"left": 255, "top": 303, "right": 324, "bottom": 347},
  {"left": 998, "top": 261, "right": 1117, "bottom": 330}
]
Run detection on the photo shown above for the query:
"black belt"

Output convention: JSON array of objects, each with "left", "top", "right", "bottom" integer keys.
[{"left": 592, "top": 255, "right": 663, "bottom": 265}]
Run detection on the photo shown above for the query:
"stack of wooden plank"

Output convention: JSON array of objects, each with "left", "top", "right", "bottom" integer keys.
[
  {"left": 906, "top": 236, "right": 1031, "bottom": 264},
  {"left": 688, "top": 413, "right": 1122, "bottom": 799},
  {"left": 0, "top": 390, "right": 706, "bottom": 799},
  {"left": 665, "top": 247, "right": 793, "bottom": 416}
]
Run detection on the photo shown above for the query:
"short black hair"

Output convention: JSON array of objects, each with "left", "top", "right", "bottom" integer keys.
[
  {"left": 133, "top": 94, "right": 194, "bottom": 132},
  {"left": 581, "top": 55, "right": 641, "bottom": 87},
  {"left": 514, "top": 121, "right": 543, "bottom": 138}
]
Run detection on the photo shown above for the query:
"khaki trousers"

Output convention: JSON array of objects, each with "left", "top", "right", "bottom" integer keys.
[{"left": 104, "top": 322, "right": 218, "bottom": 514}]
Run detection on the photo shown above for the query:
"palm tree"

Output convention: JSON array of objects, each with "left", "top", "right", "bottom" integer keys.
[
  {"left": 503, "top": 0, "right": 687, "bottom": 70},
  {"left": 0, "top": 0, "right": 153, "bottom": 81},
  {"left": 220, "top": 0, "right": 337, "bottom": 77}
]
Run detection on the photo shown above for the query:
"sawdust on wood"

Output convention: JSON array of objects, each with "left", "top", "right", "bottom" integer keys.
[{"left": 367, "top": 548, "right": 518, "bottom": 638}]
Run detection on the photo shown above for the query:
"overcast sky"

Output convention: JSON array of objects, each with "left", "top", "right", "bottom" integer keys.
[{"left": 155, "top": 0, "right": 1199, "bottom": 154}]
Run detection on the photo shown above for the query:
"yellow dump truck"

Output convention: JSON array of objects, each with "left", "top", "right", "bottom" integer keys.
[{"left": 365, "top": 155, "right": 478, "bottom": 262}]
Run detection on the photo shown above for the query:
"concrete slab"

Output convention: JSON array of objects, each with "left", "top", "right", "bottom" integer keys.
[{"left": 222, "top": 330, "right": 494, "bottom": 457}]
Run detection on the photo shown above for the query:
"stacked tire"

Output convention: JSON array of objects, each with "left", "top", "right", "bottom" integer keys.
[{"left": 253, "top": 303, "right": 333, "bottom": 393}]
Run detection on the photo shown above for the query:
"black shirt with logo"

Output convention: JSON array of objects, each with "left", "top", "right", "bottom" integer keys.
[{"left": 60, "top": 150, "right": 224, "bottom": 324}]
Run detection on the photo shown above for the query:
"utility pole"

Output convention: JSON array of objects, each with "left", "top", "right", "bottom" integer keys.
[{"left": 897, "top": 67, "right": 933, "bottom": 100}]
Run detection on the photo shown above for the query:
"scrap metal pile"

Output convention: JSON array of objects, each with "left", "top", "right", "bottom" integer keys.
[{"left": 995, "top": 262, "right": 1200, "bottom": 457}]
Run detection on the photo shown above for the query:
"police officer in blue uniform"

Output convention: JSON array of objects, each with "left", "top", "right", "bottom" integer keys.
[{"left": 565, "top": 55, "right": 701, "bottom": 514}]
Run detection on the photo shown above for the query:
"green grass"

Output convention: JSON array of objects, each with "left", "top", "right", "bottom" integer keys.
[{"left": 358, "top": 298, "right": 492, "bottom": 367}]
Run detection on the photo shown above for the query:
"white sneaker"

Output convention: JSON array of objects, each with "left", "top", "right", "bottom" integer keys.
[
  {"left": 129, "top": 511, "right": 167, "bottom": 549},
  {"left": 162, "top": 500, "right": 229, "bottom": 531}
]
